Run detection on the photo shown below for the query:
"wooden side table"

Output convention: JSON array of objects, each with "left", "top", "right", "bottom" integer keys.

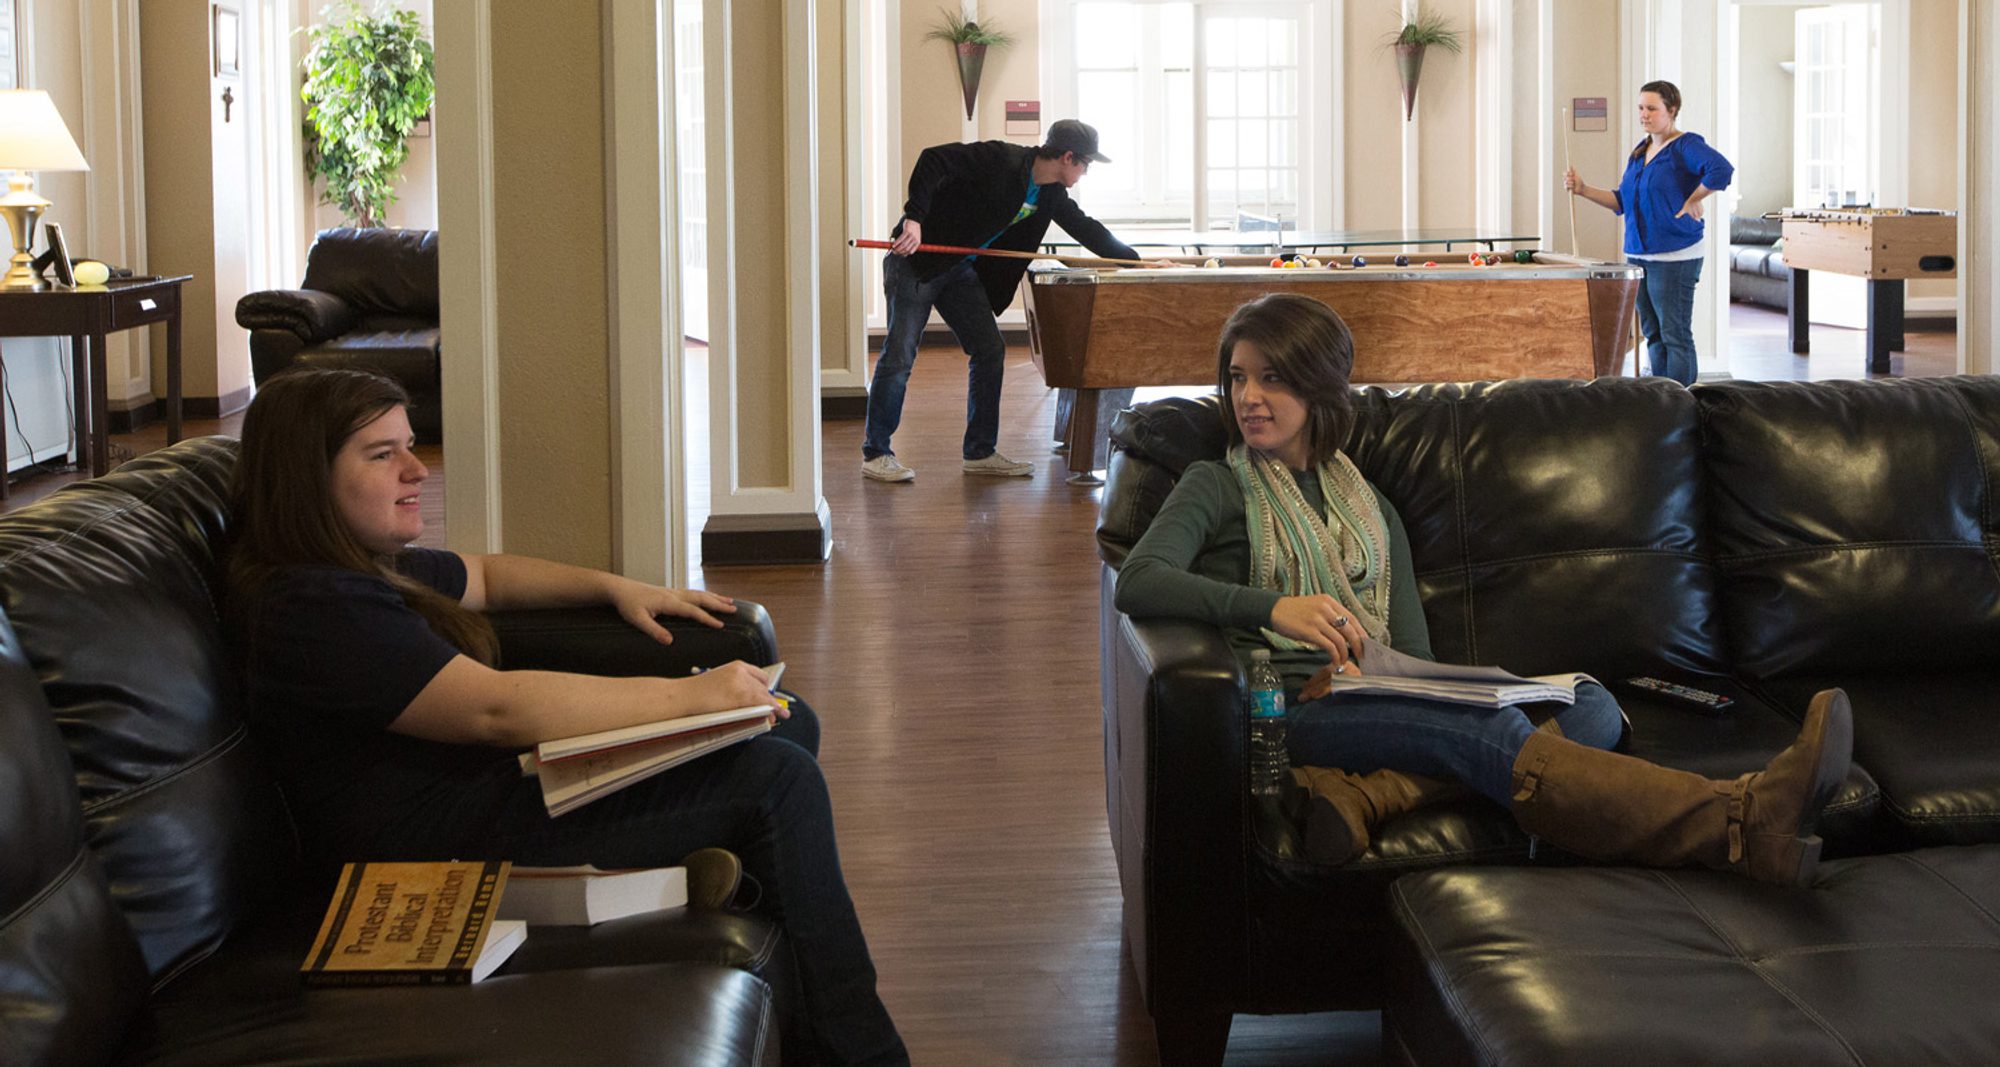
[{"left": 0, "top": 275, "right": 191, "bottom": 499}]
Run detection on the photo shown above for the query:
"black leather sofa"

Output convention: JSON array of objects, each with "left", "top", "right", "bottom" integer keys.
[
  {"left": 1097, "top": 374, "right": 2000, "bottom": 1065},
  {"left": 1728, "top": 214, "right": 1788, "bottom": 310},
  {"left": 0, "top": 438, "right": 791, "bottom": 1066},
  {"left": 235, "top": 228, "right": 444, "bottom": 442}
]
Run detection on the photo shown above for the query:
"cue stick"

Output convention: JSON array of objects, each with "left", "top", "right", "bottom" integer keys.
[
  {"left": 1562, "top": 106, "right": 1580, "bottom": 257},
  {"left": 848, "top": 238, "right": 1158, "bottom": 269}
]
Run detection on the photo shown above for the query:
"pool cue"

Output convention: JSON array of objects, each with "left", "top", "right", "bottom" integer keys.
[
  {"left": 1562, "top": 106, "right": 1580, "bottom": 257},
  {"left": 848, "top": 238, "right": 1156, "bottom": 269}
]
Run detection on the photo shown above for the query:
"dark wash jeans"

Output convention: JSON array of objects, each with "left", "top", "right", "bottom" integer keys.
[
  {"left": 1287, "top": 682, "right": 1626, "bottom": 805},
  {"left": 1634, "top": 255, "right": 1705, "bottom": 386},
  {"left": 863, "top": 254, "right": 1007, "bottom": 461},
  {"left": 374, "top": 699, "right": 908, "bottom": 1067}
]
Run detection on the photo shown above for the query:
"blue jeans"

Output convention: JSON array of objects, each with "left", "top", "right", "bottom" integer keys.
[
  {"left": 1286, "top": 682, "right": 1626, "bottom": 806},
  {"left": 864, "top": 255, "right": 1007, "bottom": 461},
  {"left": 1634, "top": 256, "right": 1704, "bottom": 385},
  {"left": 375, "top": 700, "right": 909, "bottom": 1067}
]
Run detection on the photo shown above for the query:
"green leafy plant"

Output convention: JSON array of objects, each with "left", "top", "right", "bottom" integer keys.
[
  {"left": 924, "top": 7, "right": 1017, "bottom": 48},
  {"left": 299, "top": 2, "right": 435, "bottom": 228},
  {"left": 1385, "top": 7, "right": 1464, "bottom": 53}
]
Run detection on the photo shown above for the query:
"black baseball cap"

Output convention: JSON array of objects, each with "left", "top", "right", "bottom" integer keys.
[{"left": 1045, "top": 119, "right": 1111, "bottom": 164}]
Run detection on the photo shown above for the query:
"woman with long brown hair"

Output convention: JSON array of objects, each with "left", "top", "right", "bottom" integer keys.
[{"left": 227, "top": 368, "right": 906, "bottom": 1067}]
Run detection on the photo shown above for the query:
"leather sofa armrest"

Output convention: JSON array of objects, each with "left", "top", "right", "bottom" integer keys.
[
  {"left": 487, "top": 601, "right": 779, "bottom": 677},
  {"left": 1104, "top": 572, "right": 1253, "bottom": 1013},
  {"left": 234, "top": 289, "right": 358, "bottom": 343}
]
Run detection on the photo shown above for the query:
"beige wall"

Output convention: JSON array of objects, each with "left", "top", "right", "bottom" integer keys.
[
  {"left": 1735, "top": 4, "right": 1798, "bottom": 217},
  {"left": 487, "top": 6, "right": 613, "bottom": 566},
  {"left": 1549, "top": 4, "right": 1625, "bottom": 259},
  {"left": 1909, "top": 0, "right": 1958, "bottom": 306},
  {"left": 898, "top": 5, "right": 966, "bottom": 194}
]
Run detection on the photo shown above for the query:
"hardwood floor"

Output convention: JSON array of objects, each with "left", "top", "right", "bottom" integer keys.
[{"left": 0, "top": 309, "right": 1967, "bottom": 1064}]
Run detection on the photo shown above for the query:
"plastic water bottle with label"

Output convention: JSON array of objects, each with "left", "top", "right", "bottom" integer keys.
[{"left": 1248, "top": 649, "right": 1290, "bottom": 796}]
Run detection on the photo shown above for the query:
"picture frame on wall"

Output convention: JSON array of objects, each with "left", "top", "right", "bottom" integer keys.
[
  {"left": 43, "top": 222, "right": 74, "bottom": 288},
  {"left": 212, "top": 5, "right": 240, "bottom": 77}
]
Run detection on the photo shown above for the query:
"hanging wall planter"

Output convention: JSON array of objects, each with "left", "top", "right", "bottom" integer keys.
[
  {"left": 926, "top": 8, "right": 1016, "bottom": 123},
  {"left": 1384, "top": 8, "right": 1462, "bottom": 122}
]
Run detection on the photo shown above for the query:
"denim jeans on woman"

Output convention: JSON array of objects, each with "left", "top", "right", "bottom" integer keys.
[
  {"left": 1286, "top": 682, "right": 1626, "bottom": 805},
  {"left": 864, "top": 254, "right": 1008, "bottom": 461},
  {"left": 374, "top": 699, "right": 909, "bottom": 1067},
  {"left": 1634, "top": 256, "right": 1704, "bottom": 386}
]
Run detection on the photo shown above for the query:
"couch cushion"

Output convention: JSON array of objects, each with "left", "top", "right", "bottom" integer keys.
[
  {"left": 300, "top": 227, "right": 440, "bottom": 320},
  {"left": 0, "top": 611, "right": 150, "bottom": 1065},
  {"left": 1698, "top": 377, "right": 2000, "bottom": 679},
  {"left": 1386, "top": 847, "right": 2000, "bottom": 1066},
  {"left": 1729, "top": 214, "right": 1783, "bottom": 245},
  {"left": 0, "top": 438, "right": 297, "bottom": 983}
]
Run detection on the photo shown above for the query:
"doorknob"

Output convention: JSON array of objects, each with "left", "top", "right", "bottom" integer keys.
[{"left": 221, "top": 86, "right": 235, "bottom": 123}]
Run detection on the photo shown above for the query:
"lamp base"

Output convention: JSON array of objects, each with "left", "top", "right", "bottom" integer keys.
[{"left": 0, "top": 187, "right": 50, "bottom": 291}]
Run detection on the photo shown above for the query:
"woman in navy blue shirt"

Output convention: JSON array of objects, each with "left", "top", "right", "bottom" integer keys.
[
  {"left": 1565, "top": 80, "right": 1734, "bottom": 385},
  {"left": 226, "top": 368, "right": 907, "bottom": 1066}
]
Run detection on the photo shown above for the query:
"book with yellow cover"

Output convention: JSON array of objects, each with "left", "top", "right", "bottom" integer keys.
[{"left": 301, "top": 861, "right": 524, "bottom": 986}]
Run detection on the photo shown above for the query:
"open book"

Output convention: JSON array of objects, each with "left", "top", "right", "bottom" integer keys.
[
  {"left": 519, "top": 663, "right": 787, "bottom": 816},
  {"left": 1315, "top": 643, "right": 1595, "bottom": 709}
]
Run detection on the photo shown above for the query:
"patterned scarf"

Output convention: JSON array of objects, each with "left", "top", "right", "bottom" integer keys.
[{"left": 1228, "top": 443, "right": 1393, "bottom": 651}]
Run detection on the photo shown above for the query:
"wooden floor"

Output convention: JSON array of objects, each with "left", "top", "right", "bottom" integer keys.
[{"left": 0, "top": 302, "right": 1964, "bottom": 1064}]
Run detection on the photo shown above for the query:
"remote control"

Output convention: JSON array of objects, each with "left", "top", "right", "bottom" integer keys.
[{"left": 1623, "top": 676, "right": 1735, "bottom": 712}]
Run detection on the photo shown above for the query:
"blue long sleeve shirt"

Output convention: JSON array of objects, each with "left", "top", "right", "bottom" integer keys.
[{"left": 1611, "top": 132, "right": 1734, "bottom": 257}]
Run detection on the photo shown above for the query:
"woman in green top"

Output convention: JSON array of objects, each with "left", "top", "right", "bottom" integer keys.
[{"left": 1114, "top": 293, "right": 1853, "bottom": 885}]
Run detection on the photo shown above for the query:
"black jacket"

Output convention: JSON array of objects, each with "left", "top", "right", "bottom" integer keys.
[{"left": 893, "top": 140, "right": 1139, "bottom": 314}]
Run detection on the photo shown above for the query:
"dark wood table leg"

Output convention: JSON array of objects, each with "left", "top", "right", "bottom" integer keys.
[
  {"left": 1064, "top": 388, "right": 1102, "bottom": 482},
  {"left": 1053, "top": 387, "right": 1075, "bottom": 453},
  {"left": 1866, "top": 279, "right": 1904, "bottom": 374},
  {"left": 166, "top": 310, "right": 184, "bottom": 444},
  {"left": 71, "top": 334, "right": 91, "bottom": 472},
  {"left": 1788, "top": 266, "right": 1811, "bottom": 353},
  {"left": 88, "top": 332, "right": 110, "bottom": 476}
]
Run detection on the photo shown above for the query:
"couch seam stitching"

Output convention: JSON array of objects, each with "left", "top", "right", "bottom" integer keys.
[
  {"left": 0, "top": 845, "right": 90, "bottom": 933},
  {"left": 1893, "top": 851, "right": 2000, "bottom": 935}
]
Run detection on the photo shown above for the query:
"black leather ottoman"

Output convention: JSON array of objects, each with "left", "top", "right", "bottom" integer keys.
[{"left": 1384, "top": 847, "right": 2000, "bottom": 1066}]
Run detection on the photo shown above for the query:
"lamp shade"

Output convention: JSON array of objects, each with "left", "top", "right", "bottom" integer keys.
[{"left": 0, "top": 90, "right": 90, "bottom": 172}]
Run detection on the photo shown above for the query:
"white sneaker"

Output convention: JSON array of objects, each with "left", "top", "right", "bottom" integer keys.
[
  {"left": 962, "top": 451, "right": 1034, "bottom": 477},
  {"left": 861, "top": 454, "right": 915, "bottom": 482}
]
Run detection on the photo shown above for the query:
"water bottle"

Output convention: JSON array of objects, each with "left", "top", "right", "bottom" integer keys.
[{"left": 1248, "top": 649, "right": 1290, "bottom": 797}]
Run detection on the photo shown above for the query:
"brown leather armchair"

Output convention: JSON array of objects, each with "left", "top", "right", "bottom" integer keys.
[{"left": 235, "top": 228, "right": 442, "bottom": 441}]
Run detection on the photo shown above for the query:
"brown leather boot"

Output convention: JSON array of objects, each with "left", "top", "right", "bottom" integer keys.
[
  {"left": 1508, "top": 688, "right": 1854, "bottom": 886},
  {"left": 1291, "top": 766, "right": 1468, "bottom": 865}
]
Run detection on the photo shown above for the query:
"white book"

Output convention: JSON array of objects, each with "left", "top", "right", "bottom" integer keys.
[
  {"left": 497, "top": 865, "right": 689, "bottom": 926},
  {"left": 1317, "top": 643, "right": 1595, "bottom": 709},
  {"left": 471, "top": 920, "right": 528, "bottom": 983},
  {"left": 533, "top": 702, "right": 777, "bottom": 765}
]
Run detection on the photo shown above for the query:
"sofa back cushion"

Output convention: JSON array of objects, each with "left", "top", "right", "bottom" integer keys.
[
  {"left": 1729, "top": 214, "right": 1783, "bottom": 246},
  {"left": 0, "top": 611, "right": 149, "bottom": 1063},
  {"left": 1102, "top": 378, "right": 1726, "bottom": 676},
  {"left": 0, "top": 438, "right": 295, "bottom": 983},
  {"left": 1698, "top": 377, "right": 2000, "bottom": 678},
  {"left": 301, "top": 226, "right": 440, "bottom": 320}
]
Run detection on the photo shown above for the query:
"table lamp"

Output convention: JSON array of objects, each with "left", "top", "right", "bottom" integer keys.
[{"left": 0, "top": 90, "right": 91, "bottom": 291}]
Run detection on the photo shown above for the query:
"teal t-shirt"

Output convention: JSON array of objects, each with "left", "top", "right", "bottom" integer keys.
[{"left": 1113, "top": 459, "right": 1433, "bottom": 692}]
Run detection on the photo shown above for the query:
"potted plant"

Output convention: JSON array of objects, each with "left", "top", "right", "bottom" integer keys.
[
  {"left": 1385, "top": 7, "right": 1463, "bottom": 121},
  {"left": 926, "top": 8, "right": 1017, "bottom": 121},
  {"left": 299, "top": 2, "right": 435, "bottom": 227}
]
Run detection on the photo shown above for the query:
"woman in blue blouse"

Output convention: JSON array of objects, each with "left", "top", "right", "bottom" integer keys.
[{"left": 1565, "top": 80, "right": 1734, "bottom": 385}]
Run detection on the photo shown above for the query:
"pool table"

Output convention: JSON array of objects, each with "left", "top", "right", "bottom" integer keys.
[{"left": 1022, "top": 252, "right": 1642, "bottom": 478}]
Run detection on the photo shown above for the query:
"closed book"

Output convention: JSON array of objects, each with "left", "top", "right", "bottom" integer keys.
[
  {"left": 497, "top": 865, "right": 689, "bottom": 925},
  {"left": 301, "top": 861, "right": 523, "bottom": 986}
]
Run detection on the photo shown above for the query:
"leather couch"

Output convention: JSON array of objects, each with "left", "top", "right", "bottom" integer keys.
[
  {"left": 1096, "top": 374, "right": 2000, "bottom": 1065},
  {"left": 236, "top": 228, "right": 443, "bottom": 442},
  {"left": 1728, "top": 214, "right": 1788, "bottom": 310},
  {"left": 0, "top": 438, "right": 791, "bottom": 1066}
]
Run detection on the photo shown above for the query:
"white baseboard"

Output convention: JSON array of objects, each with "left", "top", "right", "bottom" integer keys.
[{"left": 1906, "top": 295, "right": 1958, "bottom": 319}]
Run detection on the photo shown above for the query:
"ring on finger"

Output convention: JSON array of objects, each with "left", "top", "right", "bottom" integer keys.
[{"left": 1335, "top": 616, "right": 1349, "bottom": 628}]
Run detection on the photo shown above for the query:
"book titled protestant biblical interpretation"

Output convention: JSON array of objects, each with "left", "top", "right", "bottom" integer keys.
[{"left": 301, "top": 861, "right": 525, "bottom": 987}]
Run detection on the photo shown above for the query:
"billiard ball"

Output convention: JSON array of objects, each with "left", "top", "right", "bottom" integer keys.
[
  {"left": 1423, "top": 260, "right": 1437, "bottom": 267},
  {"left": 1467, "top": 253, "right": 1481, "bottom": 263},
  {"left": 1351, "top": 255, "right": 1367, "bottom": 268},
  {"left": 1394, "top": 254, "right": 1409, "bottom": 267},
  {"left": 1470, "top": 256, "right": 1486, "bottom": 267},
  {"left": 1306, "top": 258, "right": 1323, "bottom": 268},
  {"left": 1203, "top": 258, "right": 1221, "bottom": 269},
  {"left": 1270, "top": 257, "right": 1284, "bottom": 268},
  {"left": 1514, "top": 250, "right": 1534, "bottom": 264}
]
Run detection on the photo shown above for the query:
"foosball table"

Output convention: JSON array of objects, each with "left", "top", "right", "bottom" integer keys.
[{"left": 1775, "top": 208, "right": 1958, "bottom": 373}]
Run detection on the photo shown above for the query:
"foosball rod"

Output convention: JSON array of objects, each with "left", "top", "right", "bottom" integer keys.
[{"left": 848, "top": 238, "right": 1155, "bottom": 269}]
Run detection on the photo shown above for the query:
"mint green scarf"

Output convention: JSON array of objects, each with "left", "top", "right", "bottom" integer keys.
[{"left": 1227, "top": 444, "right": 1393, "bottom": 652}]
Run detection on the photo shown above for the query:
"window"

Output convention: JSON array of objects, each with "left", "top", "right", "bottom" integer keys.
[
  {"left": 1054, "top": 0, "right": 1326, "bottom": 228},
  {"left": 1792, "top": 4, "right": 1876, "bottom": 209}
]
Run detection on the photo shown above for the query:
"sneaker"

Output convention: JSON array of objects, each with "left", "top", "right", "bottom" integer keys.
[
  {"left": 680, "top": 847, "right": 743, "bottom": 910},
  {"left": 861, "top": 454, "right": 915, "bottom": 482},
  {"left": 962, "top": 451, "right": 1034, "bottom": 477}
]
